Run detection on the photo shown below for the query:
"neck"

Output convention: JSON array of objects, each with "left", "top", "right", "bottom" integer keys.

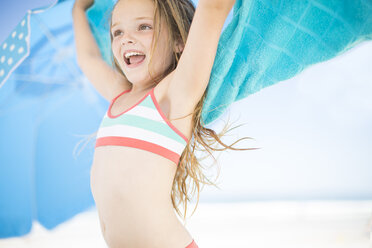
[{"left": 130, "top": 83, "right": 157, "bottom": 95}]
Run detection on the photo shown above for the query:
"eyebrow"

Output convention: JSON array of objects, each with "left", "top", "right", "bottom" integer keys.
[{"left": 111, "top": 17, "right": 153, "bottom": 28}]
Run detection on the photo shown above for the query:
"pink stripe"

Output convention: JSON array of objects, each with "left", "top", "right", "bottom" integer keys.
[
  {"left": 150, "top": 88, "right": 189, "bottom": 143},
  {"left": 95, "top": 137, "right": 180, "bottom": 164},
  {"left": 185, "top": 239, "right": 199, "bottom": 248}
]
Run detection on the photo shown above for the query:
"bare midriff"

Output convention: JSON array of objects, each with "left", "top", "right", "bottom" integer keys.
[{"left": 90, "top": 146, "right": 194, "bottom": 248}]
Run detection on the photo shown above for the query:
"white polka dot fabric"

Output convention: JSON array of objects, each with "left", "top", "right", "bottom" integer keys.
[{"left": 0, "top": 12, "right": 31, "bottom": 88}]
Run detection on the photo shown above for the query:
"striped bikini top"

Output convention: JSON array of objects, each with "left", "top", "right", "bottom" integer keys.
[{"left": 95, "top": 87, "right": 189, "bottom": 164}]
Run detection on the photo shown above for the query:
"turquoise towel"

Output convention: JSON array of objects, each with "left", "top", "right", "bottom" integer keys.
[
  {"left": 86, "top": 0, "right": 372, "bottom": 125},
  {"left": 202, "top": 0, "right": 372, "bottom": 125}
]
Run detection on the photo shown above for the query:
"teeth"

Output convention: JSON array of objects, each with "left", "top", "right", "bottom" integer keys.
[{"left": 125, "top": 51, "right": 144, "bottom": 59}]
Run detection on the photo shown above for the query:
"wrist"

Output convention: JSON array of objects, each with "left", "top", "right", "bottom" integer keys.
[
  {"left": 72, "top": 2, "right": 90, "bottom": 12},
  {"left": 199, "top": 0, "right": 236, "bottom": 9},
  {"left": 72, "top": 4, "right": 88, "bottom": 16}
]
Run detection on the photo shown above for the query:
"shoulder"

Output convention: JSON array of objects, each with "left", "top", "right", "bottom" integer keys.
[{"left": 106, "top": 78, "right": 132, "bottom": 102}]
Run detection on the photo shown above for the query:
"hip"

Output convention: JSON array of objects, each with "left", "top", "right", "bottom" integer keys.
[{"left": 98, "top": 206, "right": 194, "bottom": 248}]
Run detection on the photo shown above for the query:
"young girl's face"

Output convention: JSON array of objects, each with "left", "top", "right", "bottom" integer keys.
[{"left": 111, "top": 0, "right": 174, "bottom": 85}]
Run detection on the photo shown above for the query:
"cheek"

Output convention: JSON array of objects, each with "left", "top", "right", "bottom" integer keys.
[{"left": 111, "top": 41, "right": 121, "bottom": 59}]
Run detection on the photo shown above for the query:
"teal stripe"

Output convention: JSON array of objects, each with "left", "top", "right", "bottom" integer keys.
[
  {"left": 101, "top": 114, "right": 186, "bottom": 144},
  {"left": 139, "top": 96, "right": 156, "bottom": 109}
]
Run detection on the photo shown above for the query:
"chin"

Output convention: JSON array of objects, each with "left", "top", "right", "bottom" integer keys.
[{"left": 126, "top": 74, "right": 150, "bottom": 85}]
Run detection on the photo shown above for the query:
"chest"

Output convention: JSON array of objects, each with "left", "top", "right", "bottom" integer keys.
[{"left": 110, "top": 87, "right": 193, "bottom": 142}]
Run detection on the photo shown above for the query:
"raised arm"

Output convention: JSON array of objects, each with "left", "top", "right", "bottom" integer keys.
[
  {"left": 72, "top": 0, "right": 131, "bottom": 102},
  {"left": 167, "top": 0, "right": 236, "bottom": 115}
]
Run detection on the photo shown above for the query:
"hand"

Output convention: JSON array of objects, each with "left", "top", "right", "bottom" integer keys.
[{"left": 73, "top": 0, "right": 95, "bottom": 10}]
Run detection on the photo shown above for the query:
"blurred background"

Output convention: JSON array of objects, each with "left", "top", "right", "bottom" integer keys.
[{"left": 1, "top": 0, "right": 372, "bottom": 247}]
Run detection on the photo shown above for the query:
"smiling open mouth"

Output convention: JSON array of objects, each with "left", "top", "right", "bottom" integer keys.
[{"left": 124, "top": 54, "right": 146, "bottom": 66}]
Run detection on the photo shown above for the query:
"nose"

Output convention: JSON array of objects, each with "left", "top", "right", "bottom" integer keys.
[{"left": 121, "top": 32, "right": 136, "bottom": 45}]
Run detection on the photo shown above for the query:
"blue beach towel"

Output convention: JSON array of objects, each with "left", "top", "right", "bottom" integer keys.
[
  {"left": 200, "top": 0, "right": 372, "bottom": 125},
  {"left": 74, "top": 0, "right": 372, "bottom": 125}
]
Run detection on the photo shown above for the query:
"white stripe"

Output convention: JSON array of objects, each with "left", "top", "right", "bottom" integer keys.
[
  {"left": 126, "top": 106, "right": 165, "bottom": 122},
  {"left": 105, "top": 106, "right": 165, "bottom": 123},
  {"left": 96, "top": 125, "right": 186, "bottom": 154}
]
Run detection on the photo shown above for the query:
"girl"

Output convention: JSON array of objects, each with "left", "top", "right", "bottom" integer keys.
[{"left": 72, "top": 0, "right": 250, "bottom": 247}]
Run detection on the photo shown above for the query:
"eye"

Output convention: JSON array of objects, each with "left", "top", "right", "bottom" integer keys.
[
  {"left": 139, "top": 24, "right": 152, "bottom": 31},
  {"left": 112, "top": 29, "right": 123, "bottom": 37}
]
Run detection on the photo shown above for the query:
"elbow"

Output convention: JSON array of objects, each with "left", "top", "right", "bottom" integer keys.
[
  {"left": 76, "top": 55, "right": 89, "bottom": 71},
  {"left": 76, "top": 53, "right": 100, "bottom": 70},
  {"left": 75, "top": 55, "right": 84, "bottom": 68}
]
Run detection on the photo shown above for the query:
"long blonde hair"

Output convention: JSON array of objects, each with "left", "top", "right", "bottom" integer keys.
[{"left": 76, "top": 0, "right": 259, "bottom": 222}]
